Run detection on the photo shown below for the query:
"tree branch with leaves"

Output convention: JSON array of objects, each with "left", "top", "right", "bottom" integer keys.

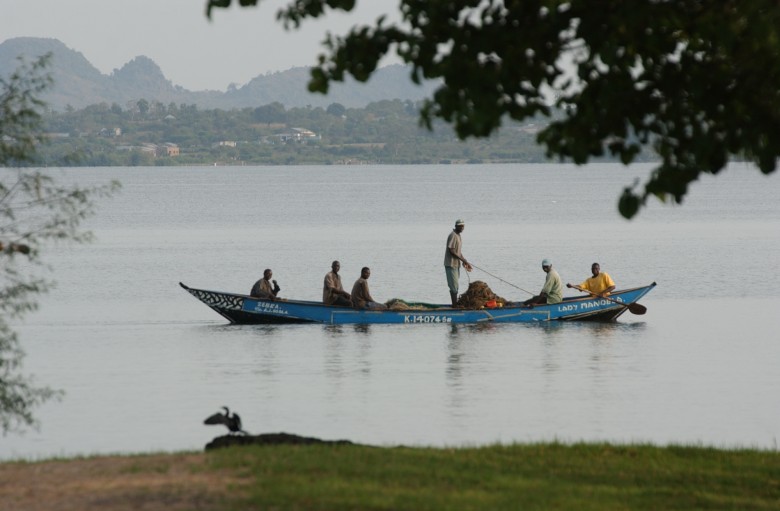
[
  {"left": 1, "top": 55, "right": 120, "bottom": 434},
  {"left": 207, "top": 0, "right": 779, "bottom": 218}
]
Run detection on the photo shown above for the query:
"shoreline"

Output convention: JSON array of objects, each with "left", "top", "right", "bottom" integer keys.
[{"left": 2, "top": 440, "right": 778, "bottom": 511}]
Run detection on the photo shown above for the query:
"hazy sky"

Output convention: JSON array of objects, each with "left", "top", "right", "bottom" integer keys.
[{"left": 2, "top": 0, "right": 398, "bottom": 91}]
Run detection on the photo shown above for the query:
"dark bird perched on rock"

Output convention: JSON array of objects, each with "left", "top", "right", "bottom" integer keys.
[{"left": 204, "top": 406, "right": 247, "bottom": 435}]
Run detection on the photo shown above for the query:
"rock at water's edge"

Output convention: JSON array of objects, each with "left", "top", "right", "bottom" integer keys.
[{"left": 205, "top": 432, "right": 357, "bottom": 451}]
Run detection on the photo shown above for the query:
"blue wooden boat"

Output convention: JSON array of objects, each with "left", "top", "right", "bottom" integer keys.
[{"left": 180, "top": 282, "right": 656, "bottom": 325}]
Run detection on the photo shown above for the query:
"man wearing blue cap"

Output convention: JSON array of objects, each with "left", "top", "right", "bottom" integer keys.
[
  {"left": 444, "top": 219, "right": 472, "bottom": 307},
  {"left": 523, "top": 259, "right": 563, "bottom": 306}
]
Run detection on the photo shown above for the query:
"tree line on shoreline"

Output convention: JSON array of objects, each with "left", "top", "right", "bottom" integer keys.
[{"left": 31, "top": 99, "right": 652, "bottom": 167}]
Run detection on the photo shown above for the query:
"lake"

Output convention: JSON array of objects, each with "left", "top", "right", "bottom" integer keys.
[{"left": 2, "top": 162, "right": 779, "bottom": 460}]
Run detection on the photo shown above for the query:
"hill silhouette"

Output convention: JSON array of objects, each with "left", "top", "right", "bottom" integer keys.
[{"left": 0, "top": 37, "right": 437, "bottom": 111}]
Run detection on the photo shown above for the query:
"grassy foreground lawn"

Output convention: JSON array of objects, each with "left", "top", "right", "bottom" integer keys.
[{"left": 1, "top": 442, "right": 778, "bottom": 510}]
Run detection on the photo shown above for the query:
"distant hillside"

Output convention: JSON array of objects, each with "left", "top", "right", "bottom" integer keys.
[{"left": 0, "top": 37, "right": 438, "bottom": 111}]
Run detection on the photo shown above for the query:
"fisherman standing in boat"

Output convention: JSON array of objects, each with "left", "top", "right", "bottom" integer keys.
[
  {"left": 250, "top": 269, "right": 281, "bottom": 299},
  {"left": 523, "top": 259, "right": 563, "bottom": 306},
  {"left": 567, "top": 262, "right": 616, "bottom": 297},
  {"left": 444, "top": 219, "right": 473, "bottom": 307},
  {"left": 323, "top": 260, "right": 352, "bottom": 306},
  {"left": 351, "top": 267, "right": 387, "bottom": 310}
]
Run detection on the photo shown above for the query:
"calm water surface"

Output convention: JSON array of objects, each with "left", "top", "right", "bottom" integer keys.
[{"left": 3, "top": 163, "right": 779, "bottom": 460}]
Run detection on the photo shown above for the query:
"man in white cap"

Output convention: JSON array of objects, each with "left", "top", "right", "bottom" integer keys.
[
  {"left": 523, "top": 259, "right": 563, "bottom": 306},
  {"left": 444, "top": 219, "right": 472, "bottom": 307}
]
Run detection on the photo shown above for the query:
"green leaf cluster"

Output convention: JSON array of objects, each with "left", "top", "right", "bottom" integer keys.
[{"left": 207, "top": 0, "right": 780, "bottom": 218}]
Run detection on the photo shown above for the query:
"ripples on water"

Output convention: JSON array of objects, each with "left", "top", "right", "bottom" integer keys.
[{"left": 3, "top": 163, "right": 779, "bottom": 460}]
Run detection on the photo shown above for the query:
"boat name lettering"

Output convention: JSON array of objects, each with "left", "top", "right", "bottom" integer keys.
[
  {"left": 558, "top": 297, "right": 624, "bottom": 312},
  {"left": 403, "top": 315, "right": 452, "bottom": 324},
  {"left": 580, "top": 298, "right": 622, "bottom": 310},
  {"left": 252, "top": 302, "right": 288, "bottom": 315}
]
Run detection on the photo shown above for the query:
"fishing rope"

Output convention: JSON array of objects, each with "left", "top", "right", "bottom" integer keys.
[{"left": 470, "top": 263, "right": 535, "bottom": 296}]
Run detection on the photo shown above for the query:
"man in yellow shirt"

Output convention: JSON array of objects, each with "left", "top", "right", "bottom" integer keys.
[{"left": 567, "top": 262, "right": 615, "bottom": 297}]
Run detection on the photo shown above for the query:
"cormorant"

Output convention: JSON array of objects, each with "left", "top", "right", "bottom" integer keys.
[{"left": 204, "top": 406, "right": 247, "bottom": 434}]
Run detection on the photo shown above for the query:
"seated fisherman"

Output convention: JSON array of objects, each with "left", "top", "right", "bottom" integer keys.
[
  {"left": 323, "top": 260, "right": 352, "bottom": 306},
  {"left": 250, "top": 268, "right": 281, "bottom": 299},
  {"left": 523, "top": 259, "right": 563, "bottom": 306},
  {"left": 567, "top": 262, "right": 615, "bottom": 297},
  {"left": 351, "top": 267, "right": 387, "bottom": 310}
]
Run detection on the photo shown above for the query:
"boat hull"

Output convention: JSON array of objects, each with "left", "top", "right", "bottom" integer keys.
[{"left": 180, "top": 282, "right": 656, "bottom": 325}]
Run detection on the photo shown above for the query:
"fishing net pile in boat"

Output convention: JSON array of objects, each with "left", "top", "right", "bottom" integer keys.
[
  {"left": 456, "top": 281, "right": 508, "bottom": 309},
  {"left": 385, "top": 298, "right": 435, "bottom": 310}
]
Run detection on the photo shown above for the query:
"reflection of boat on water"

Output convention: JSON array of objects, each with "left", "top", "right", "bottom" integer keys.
[{"left": 180, "top": 282, "right": 656, "bottom": 325}]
